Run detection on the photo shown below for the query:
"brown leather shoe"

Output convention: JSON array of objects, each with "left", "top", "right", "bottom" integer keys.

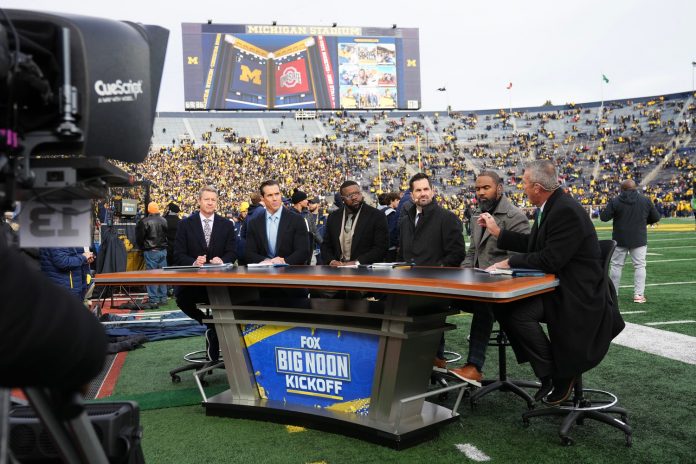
[
  {"left": 543, "top": 376, "right": 576, "bottom": 405},
  {"left": 449, "top": 363, "right": 483, "bottom": 383},
  {"left": 433, "top": 357, "right": 447, "bottom": 369}
]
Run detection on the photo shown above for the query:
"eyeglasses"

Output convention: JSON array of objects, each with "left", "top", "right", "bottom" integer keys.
[{"left": 341, "top": 191, "right": 362, "bottom": 200}]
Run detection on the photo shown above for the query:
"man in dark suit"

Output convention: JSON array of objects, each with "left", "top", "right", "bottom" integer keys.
[
  {"left": 398, "top": 173, "right": 466, "bottom": 369},
  {"left": 245, "top": 180, "right": 311, "bottom": 266},
  {"left": 321, "top": 180, "right": 388, "bottom": 266},
  {"left": 173, "top": 185, "right": 237, "bottom": 362},
  {"left": 479, "top": 160, "right": 624, "bottom": 404}
]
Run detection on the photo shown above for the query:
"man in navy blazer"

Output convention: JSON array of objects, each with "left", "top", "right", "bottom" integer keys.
[
  {"left": 321, "top": 180, "right": 388, "bottom": 266},
  {"left": 173, "top": 185, "right": 237, "bottom": 362},
  {"left": 245, "top": 180, "right": 310, "bottom": 266}
]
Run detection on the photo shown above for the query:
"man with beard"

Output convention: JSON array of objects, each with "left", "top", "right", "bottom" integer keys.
[
  {"left": 478, "top": 160, "right": 624, "bottom": 404},
  {"left": 398, "top": 173, "right": 466, "bottom": 368},
  {"left": 321, "top": 180, "right": 388, "bottom": 266},
  {"left": 450, "top": 171, "right": 529, "bottom": 383}
]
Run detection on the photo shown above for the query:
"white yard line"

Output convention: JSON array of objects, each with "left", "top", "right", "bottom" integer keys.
[
  {"left": 645, "top": 320, "right": 696, "bottom": 326},
  {"left": 647, "top": 258, "right": 696, "bottom": 263},
  {"left": 619, "top": 281, "right": 696, "bottom": 288},
  {"left": 455, "top": 444, "right": 491, "bottom": 461},
  {"left": 613, "top": 322, "right": 696, "bottom": 365},
  {"left": 620, "top": 311, "right": 647, "bottom": 315},
  {"left": 648, "top": 237, "right": 696, "bottom": 242}
]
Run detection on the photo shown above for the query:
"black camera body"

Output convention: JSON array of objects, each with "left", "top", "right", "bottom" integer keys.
[{"left": 0, "top": 9, "right": 168, "bottom": 213}]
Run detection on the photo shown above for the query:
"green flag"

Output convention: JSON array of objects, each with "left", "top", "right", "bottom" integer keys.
[{"left": 602, "top": 74, "right": 609, "bottom": 83}]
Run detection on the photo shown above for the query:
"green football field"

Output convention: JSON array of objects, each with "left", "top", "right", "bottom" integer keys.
[{"left": 104, "top": 218, "right": 696, "bottom": 463}]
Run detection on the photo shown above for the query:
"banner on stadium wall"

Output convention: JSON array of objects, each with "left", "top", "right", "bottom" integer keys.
[
  {"left": 243, "top": 324, "right": 378, "bottom": 413},
  {"left": 275, "top": 59, "right": 310, "bottom": 95},
  {"left": 232, "top": 54, "right": 267, "bottom": 96}
]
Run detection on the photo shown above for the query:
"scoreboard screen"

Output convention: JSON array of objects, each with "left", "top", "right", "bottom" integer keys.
[{"left": 182, "top": 23, "right": 421, "bottom": 110}]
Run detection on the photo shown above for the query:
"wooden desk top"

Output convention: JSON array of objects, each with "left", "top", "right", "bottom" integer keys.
[{"left": 96, "top": 266, "right": 557, "bottom": 303}]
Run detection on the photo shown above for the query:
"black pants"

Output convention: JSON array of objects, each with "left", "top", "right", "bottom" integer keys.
[
  {"left": 174, "top": 286, "right": 210, "bottom": 323},
  {"left": 492, "top": 296, "right": 553, "bottom": 379}
]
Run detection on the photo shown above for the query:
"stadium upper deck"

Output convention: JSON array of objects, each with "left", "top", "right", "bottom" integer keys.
[{"left": 130, "top": 91, "right": 695, "bottom": 217}]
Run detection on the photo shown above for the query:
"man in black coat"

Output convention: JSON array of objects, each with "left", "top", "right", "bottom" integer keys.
[
  {"left": 164, "top": 202, "right": 181, "bottom": 267},
  {"left": 600, "top": 179, "right": 660, "bottom": 303},
  {"left": 321, "top": 180, "right": 388, "bottom": 266},
  {"left": 173, "top": 185, "right": 237, "bottom": 362},
  {"left": 398, "top": 173, "right": 466, "bottom": 368},
  {"left": 245, "top": 180, "right": 310, "bottom": 266},
  {"left": 398, "top": 173, "right": 465, "bottom": 267},
  {"left": 479, "top": 160, "right": 625, "bottom": 404}
]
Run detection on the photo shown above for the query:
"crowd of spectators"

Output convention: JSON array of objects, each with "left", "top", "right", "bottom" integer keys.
[{"left": 114, "top": 93, "right": 695, "bottom": 221}]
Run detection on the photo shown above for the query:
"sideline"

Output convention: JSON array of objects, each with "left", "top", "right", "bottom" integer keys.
[{"left": 613, "top": 322, "right": 696, "bottom": 365}]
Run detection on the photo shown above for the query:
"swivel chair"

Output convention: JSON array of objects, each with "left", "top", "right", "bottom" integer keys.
[
  {"left": 169, "top": 304, "right": 224, "bottom": 385},
  {"left": 521, "top": 239, "right": 633, "bottom": 446},
  {"left": 469, "top": 327, "right": 538, "bottom": 410}
]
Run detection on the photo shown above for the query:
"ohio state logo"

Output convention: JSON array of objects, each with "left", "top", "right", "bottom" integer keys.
[{"left": 280, "top": 66, "right": 302, "bottom": 88}]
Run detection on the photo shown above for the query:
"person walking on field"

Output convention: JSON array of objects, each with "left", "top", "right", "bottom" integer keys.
[{"left": 600, "top": 179, "right": 660, "bottom": 304}]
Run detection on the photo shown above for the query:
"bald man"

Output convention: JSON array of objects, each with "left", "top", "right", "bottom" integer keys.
[{"left": 600, "top": 179, "right": 660, "bottom": 303}]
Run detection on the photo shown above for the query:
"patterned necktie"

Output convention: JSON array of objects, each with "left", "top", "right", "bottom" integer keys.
[
  {"left": 203, "top": 218, "right": 211, "bottom": 246},
  {"left": 415, "top": 212, "right": 422, "bottom": 226}
]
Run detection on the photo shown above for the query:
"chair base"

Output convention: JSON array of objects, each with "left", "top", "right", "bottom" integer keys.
[
  {"left": 471, "top": 378, "right": 538, "bottom": 410},
  {"left": 169, "top": 349, "right": 222, "bottom": 385},
  {"left": 521, "top": 387, "right": 632, "bottom": 447}
]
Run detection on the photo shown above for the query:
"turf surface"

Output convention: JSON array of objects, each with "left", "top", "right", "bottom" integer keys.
[{"left": 101, "top": 218, "right": 696, "bottom": 463}]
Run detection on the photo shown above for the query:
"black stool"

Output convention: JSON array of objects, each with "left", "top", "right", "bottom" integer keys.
[
  {"left": 522, "top": 375, "right": 632, "bottom": 446},
  {"left": 469, "top": 329, "right": 538, "bottom": 410}
]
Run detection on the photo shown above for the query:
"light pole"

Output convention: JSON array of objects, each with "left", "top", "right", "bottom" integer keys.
[{"left": 376, "top": 134, "right": 382, "bottom": 194}]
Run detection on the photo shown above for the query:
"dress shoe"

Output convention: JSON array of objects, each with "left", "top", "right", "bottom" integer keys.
[
  {"left": 534, "top": 376, "right": 553, "bottom": 402},
  {"left": 543, "top": 376, "right": 576, "bottom": 405},
  {"left": 449, "top": 363, "right": 483, "bottom": 383},
  {"left": 433, "top": 357, "right": 447, "bottom": 369}
]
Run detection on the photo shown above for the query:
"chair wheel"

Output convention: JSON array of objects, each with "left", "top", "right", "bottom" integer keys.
[
  {"left": 625, "top": 435, "right": 632, "bottom": 447},
  {"left": 560, "top": 436, "right": 574, "bottom": 446},
  {"left": 171, "top": 375, "right": 181, "bottom": 383},
  {"left": 201, "top": 379, "right": 209, "bottom": 387},
  {"left": 621, "top": 415, "right": 628, "bottom": 424},
  {"left": 526, "top": 402, "right": 535, "bottom": 411}
]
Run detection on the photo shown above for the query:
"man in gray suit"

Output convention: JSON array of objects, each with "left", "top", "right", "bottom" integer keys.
[{"left": 450, "top": 171, "right": 529, "bottom": 383}]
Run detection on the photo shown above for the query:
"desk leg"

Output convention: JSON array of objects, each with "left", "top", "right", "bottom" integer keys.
[
  {"left": 207, "top": 286, "right": 259, "bottom": 403},
  {"left": 370, "top": 294, "right": 450, "bottom": 426}
]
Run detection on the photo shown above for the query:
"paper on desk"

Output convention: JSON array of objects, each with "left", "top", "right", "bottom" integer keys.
[{"left": 247, "top": 262, "right": 289, "bottom": 268}]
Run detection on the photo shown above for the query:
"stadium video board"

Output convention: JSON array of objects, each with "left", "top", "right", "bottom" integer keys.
[{"left": 182, "top": 23, "right": 421, "bottom": 110}]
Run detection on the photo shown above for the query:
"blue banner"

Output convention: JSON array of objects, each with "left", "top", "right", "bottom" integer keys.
[{"left": 243, "top": 325, "right": 378, "bottom": 413}]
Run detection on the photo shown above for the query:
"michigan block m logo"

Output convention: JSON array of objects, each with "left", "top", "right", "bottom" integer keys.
[{"left": 240, "top": 65, "right": 263, "bottom": 85}]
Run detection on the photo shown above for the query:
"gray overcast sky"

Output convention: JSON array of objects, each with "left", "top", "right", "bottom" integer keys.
[{"left": 4, "top": 0, "right": 696, "bottom": 112}]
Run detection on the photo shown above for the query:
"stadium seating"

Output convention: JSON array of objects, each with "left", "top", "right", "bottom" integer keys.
[{"left": 114, "top": 90, "right": 694, "bottom": 221}]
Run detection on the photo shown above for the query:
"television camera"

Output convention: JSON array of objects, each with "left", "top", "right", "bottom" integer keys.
[
  {"left": 0, "top": 8, "right": 168, "bottom": 463},
  {"left": 0, "top": 8, "right": 167, "bottom": 248}
]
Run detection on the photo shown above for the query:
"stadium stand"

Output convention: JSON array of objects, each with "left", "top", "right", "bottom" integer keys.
[{"left": 117, "top": 91, "right": 695, "bottom": 220}]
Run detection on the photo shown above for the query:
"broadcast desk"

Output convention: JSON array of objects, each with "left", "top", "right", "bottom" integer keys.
[{"left": 96, "top": 266, "right": 557, "bottom": 449}]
